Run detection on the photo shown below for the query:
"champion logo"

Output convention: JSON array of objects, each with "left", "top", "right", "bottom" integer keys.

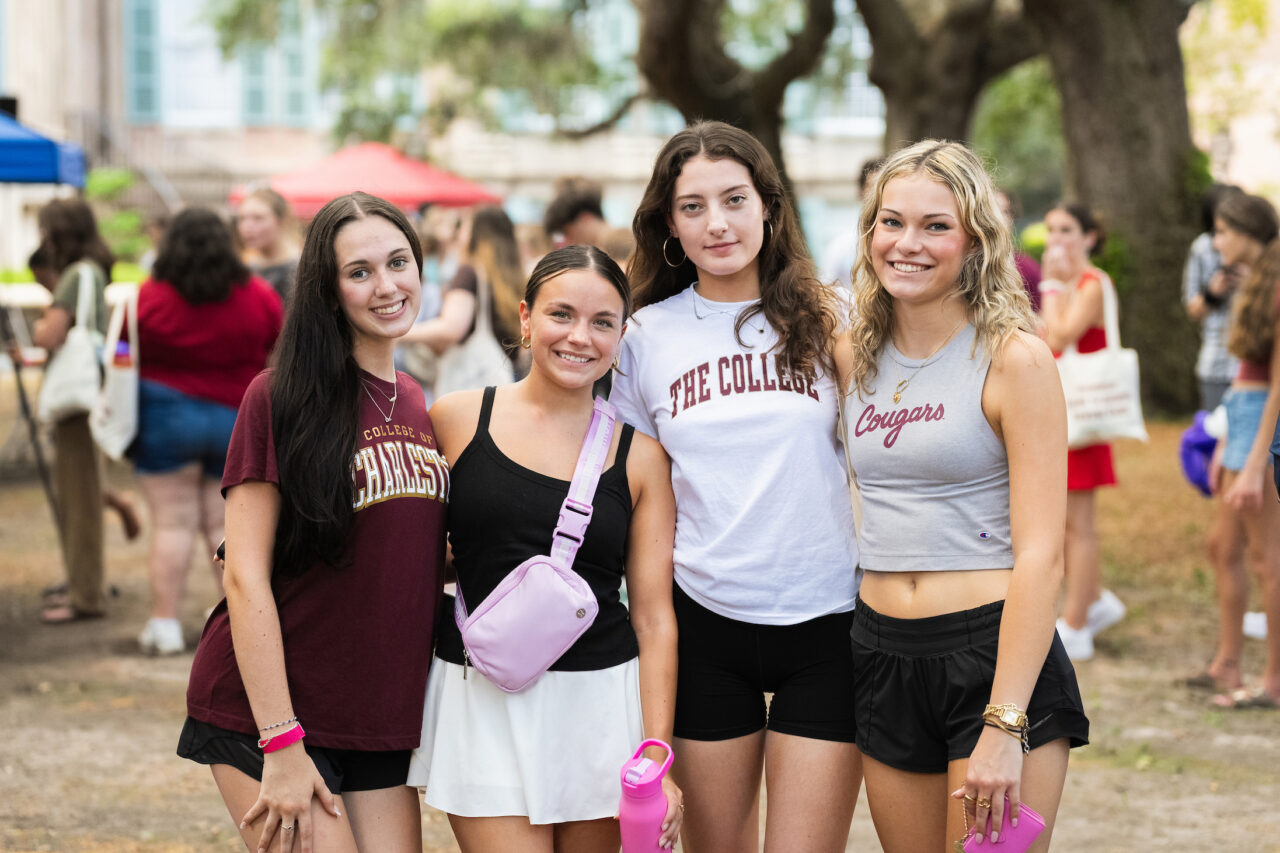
[{"left": 978, "top": 531, "right": 990, "bottom": 540}]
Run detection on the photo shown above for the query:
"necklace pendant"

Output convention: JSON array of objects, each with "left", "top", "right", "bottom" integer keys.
[{"left": 893, "top": 391, "right": 901, "bottom": 404}]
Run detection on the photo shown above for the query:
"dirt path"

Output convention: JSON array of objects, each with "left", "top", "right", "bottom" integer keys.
[{"left": 1, "top": 409, "right": 1278, "bottom": 851}]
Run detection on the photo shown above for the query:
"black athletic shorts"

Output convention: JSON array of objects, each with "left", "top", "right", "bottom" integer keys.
[
  {"left": 672, "top": 583, "right": 858, "bottom": 743},
  {"left": 177, "top": 717, "right": 412, "bottom": 794},
  {"left": 850, "top": 598, "right": 1090, "bottom": 774}
]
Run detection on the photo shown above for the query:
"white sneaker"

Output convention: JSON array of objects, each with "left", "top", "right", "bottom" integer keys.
[
  {"left": 138, "top": 618, "right": 185, "bottom": 656},
  {"left": 1056, "top": 618, "right": 1094, "bottom": 661},
  {"left": 1243, "top": 611, "right": 1268, "bottom": 641},
  {"left": 1086, "top": 589, "right": 1126, "bottom": 636}
]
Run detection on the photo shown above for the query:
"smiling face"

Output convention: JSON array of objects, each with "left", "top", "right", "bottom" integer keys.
[
  {"left": 520, "top": 268, "right": 626, "bottom": 390},
  {"left": 667, "top": 154, "right": 767, "bottom": 291},
  {"left": 334, "top": 215, "right": 421, "bottom": 357},
  {"left": 871, "top": 174, "right": 973, "bottom": 309}
]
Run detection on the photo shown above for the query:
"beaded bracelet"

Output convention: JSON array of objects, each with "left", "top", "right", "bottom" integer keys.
[{"left": 258, "top": 716, "right": 298, "bottom": 733}]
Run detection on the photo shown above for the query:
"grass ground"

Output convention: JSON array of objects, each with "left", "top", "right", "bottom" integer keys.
[{"left": 1, "top": 386, "right": 1278, "bottom": 851}]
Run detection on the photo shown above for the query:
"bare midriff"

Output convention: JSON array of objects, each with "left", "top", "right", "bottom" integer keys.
[{"left": 859, "top": 568, "right": 1014, "bottom": 620}]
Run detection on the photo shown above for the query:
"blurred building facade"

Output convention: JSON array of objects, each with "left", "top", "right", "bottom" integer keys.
[{"left": 0, "top": 0, "right": 884, "bottom": 270}]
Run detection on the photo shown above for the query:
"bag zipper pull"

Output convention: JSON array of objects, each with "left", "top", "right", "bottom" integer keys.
[{"left": 462, "top": 648, "right": 470, "bottom": 680}]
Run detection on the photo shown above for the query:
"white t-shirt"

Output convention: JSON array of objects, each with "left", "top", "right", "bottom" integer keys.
[{"left": 611, "top": 287, "right": 860, "bottom": 624}]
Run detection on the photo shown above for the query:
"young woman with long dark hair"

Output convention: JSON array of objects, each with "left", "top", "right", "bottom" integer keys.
[
  {"left": 179, "top": 192, "right": 448, "bottom": 852},
  {"left": 1037, "top": 202, "right": 1127, "bottom": 661},
  {"left": 612, "top": 121, "right": 861, "bottom": 852}
]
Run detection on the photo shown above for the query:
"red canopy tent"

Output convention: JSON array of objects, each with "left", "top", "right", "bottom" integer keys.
[{"left": 229, "top": 141, "right": 501, "bottom": 217}]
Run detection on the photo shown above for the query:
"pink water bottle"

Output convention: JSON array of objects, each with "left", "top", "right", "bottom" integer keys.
[{"left": 619, "top": 739, "right": 674, "bottom": 853}]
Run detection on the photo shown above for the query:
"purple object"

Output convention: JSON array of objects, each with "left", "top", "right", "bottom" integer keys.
[{"left": 1180, "top": 410, "right": 1217, "bottom": 497}]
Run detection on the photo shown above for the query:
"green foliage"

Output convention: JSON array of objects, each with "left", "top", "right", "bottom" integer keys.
[
  {"left": 84, "top": 168, "right": 135, "bottom": 202},
  {"left": 83, "top": 168, "right": 149, "bottom": 262},
  {"left": 971, "top": 58, "right": 1065, "bottom": 221},
  {"left": 1095, "top": 231, "right": 1134, "bottom": 298},
  {"left": 1183, "top": 0, "right": 1269, "bottom": 138}
]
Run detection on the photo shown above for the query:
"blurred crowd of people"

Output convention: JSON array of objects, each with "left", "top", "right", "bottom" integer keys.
[{"left": 6, "top": 124, "right": 1280, "bottom": 852}]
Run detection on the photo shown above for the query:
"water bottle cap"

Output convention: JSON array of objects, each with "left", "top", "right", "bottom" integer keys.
[{"left": 619, "top": 739, "right": 671, "bottom": 797}]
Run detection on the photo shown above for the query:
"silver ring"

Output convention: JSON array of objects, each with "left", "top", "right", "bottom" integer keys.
[{"left": 281, "top": 823, "right": 295, "bottom": 831}]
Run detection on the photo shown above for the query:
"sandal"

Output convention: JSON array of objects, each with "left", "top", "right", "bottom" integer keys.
[
  {"left": 41, "top": 604, "right": 106, "bottom": 625},
  {"left": 1211, "top": 687, "right": 1280, "bottom": 710}
]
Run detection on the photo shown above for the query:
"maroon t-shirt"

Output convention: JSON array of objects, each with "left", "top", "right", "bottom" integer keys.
[
  {"left": 138, "top": 276, "right": 283, "bottom": 410},
  {"left": 186, "top": 369, "right": 448, "bottom": 750}
]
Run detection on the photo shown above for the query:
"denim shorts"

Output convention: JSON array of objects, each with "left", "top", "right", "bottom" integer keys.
[
  {"left": 1223, "top": 388, "right": 1267, "bottom": 472},
  {"left": 134, "top": 379, "right": 238, "bottom": 476}
]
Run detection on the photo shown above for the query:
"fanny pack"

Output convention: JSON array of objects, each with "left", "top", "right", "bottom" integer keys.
[{"left": 454, "top": 396, "right": 615, "bottom": 693}]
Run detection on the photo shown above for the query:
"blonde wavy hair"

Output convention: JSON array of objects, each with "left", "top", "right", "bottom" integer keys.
[{"left": 847, "top": 140, "right": 1034, "bottom": 398}]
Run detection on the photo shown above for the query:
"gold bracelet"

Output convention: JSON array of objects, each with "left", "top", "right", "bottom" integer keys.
[{"left": 982, "top": 703, "right": 1028, "bottom": 729}]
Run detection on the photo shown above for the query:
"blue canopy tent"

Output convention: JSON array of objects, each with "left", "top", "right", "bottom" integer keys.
[{"left": 0, "top": 112, "right": 85, "bottom": 186}]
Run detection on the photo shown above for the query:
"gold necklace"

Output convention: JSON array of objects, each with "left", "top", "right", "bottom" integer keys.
[
  {"left": 361, "top": 379, "right": 398, "bottom": 423},
  {"left": 891, "top": 320, "right": 965, "bottom": 404}
]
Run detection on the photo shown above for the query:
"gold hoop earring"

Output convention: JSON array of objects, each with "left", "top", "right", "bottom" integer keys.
[
  {"left": 611, "top": 356, "right": 620, "bottom": 371},
  {"left": 663, "top": 236, "right": 685, "bottom": 268},
  {"left": 520, "top": 334, "right": 531, "bottom": 349}
]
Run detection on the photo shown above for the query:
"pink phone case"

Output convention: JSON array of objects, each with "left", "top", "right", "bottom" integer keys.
[{"left": 963, "top": 798, "right": 1046, "bottom": 853}]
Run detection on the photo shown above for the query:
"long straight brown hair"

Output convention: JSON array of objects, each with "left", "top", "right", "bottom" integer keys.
[{"left": 629, "top": 121, "right": 836, "bottom": 378}]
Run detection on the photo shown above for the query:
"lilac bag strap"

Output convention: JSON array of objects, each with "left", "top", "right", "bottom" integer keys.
[
  {"left": 455, "top": 396, "right": 616, "bottom": 619},
  {"left": 550, "top": 396, "right": 616, "bottom": 567}
]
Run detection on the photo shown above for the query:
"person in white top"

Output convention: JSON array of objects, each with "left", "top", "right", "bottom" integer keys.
[{"left": 612, "top": 121, "right": 861, "bottom": 853}]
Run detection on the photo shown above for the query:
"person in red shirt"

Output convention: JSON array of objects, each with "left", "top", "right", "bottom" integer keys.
[
  {"left": 133, "top": 208, "right": 282, "bottom": 655},
  {"left": 179, "top": 193, "right": 448, "bottom": 852}
]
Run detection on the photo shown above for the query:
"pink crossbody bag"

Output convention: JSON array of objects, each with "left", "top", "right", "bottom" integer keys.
[{"left": 454, "top": 397, "right": 615, "bottom": 693}]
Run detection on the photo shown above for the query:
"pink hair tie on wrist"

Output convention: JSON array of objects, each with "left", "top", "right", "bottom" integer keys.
[{"left": 258, "top": 723, "right": 305, "bottom": 753}]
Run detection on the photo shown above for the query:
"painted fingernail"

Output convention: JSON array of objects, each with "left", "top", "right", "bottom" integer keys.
[
  {"left": 991, "top": 831, "right": 1000, "bottom": 843},
  {"left": 661, "top": 822, "right": 669, "bottom": 831},
  {"left": 1011, "top": 816, "right": 1018, "bottom": 828},
  {"left": 976, "top": 834, "right": 984, "bottom": 845}
]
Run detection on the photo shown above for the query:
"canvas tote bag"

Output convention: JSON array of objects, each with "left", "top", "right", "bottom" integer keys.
[
  {"left": 38, "top": 263, "right": 101, "bottom": 423},
  {"left": 1056, "top": 272, "right": 1148, "bottom": 448},
  {"left": 90, "top": 287, "right": 139, "bottom": 460}
]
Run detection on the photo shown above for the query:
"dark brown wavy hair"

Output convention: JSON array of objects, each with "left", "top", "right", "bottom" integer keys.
[
  {"left": 152, "top": 208, "right": 251, "bottom": 304},
  {"left": 629, "top": 121, "right": 836, "bottom": 377},
  {"left": 38, "top": 198, "right": 114, "bottom": 275}
]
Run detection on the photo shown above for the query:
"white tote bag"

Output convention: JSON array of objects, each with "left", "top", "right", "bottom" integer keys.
[
  {"left": 1056, "top": 273, "right": 1149, "bottom": 448},
  {"left": 434, "top": 267, "right": 514, "bottom": 398},
  {"left": 38, "top": 263, "right": 102, "bottom": 424},
  {"left": 90, "top": 287, "right": 139, "bottom": 460}
]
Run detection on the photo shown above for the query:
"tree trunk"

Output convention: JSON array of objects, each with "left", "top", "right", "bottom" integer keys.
[
  {"left": 858, "top": 0, "right": 1041, "bottom": 150},
  {"left": 1023, "top": 0, "right": 1200, "bottom": 413},
  {"left": 633, "top": 0, "right": 836, "bottom": 198}
]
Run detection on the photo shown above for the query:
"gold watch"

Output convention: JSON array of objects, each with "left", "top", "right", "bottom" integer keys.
[{"left": 982, "top": 703, "right": 1028, "bottom": 730}]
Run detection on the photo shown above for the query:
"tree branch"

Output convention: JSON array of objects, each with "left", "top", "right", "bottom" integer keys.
[
  {"left": 756, "top": 0, "right": 838, "bottom": 107},
  {"left": 555, "top": 92, "right": 648, "bottom": 139}
]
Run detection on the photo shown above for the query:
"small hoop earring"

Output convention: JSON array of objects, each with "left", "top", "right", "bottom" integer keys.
[
  {"left": 611, "top": 356, "right": 620, "bottom": 371},
  {"left": 520, "top": 334, "right": 531, "bottom": 349},
  {"left": 764, "top": 220, "right": 773, "bottom": 241},
  {"left": 662, "top": 236, "right": 685, "bottom": 268}
]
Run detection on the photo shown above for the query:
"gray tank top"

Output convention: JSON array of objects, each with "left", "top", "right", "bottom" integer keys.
[{"left": 843, "top": 324, "right": 1013, "bottom": 572}]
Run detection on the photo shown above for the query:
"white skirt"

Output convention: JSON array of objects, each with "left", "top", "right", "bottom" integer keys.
[{"left": 408, "top": 656, "right": 644, "bottom": 825}]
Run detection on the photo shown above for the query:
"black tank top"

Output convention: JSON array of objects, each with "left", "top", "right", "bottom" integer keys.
[{"left": 436, "top": 386, "right": 640, "bottom": 671}]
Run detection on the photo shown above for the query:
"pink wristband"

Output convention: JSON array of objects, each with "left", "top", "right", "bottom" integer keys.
[{"left": 259, "top": 723, "right": 305, "bottom": 753}]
